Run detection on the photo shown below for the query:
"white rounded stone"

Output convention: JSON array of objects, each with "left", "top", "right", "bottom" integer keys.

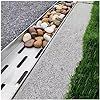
[
  {"left": 36, "top": 20, "right": 42, "bottom": 27},
  {"left": 23, "top": 33, "right": 31, "bottom": 42},
  {"left": 41, "top": 22, "right": 48, "bottom": 29},
  {"left": 43, "top": 33, "right": 51, "bottom": 41},
  {"left": 44, "top": 27, "right": 54, "bottom": 33},
  {"left": 59, "top": 14, "right": 65, "bottom": 19},
  {"left": 51, "top": 25, "right": 56, "bottom": 29}
]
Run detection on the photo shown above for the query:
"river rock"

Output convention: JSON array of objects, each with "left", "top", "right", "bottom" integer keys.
[
  {"left": 41, "top": 22, "right": 48, "bottom": 29},
  {"left": 52, "top": 14, "right": 59, "bottom": 21},
  {"left": 43, "top": 14, "right": 48, "bottom": 18},
  {"left": 34, "top": 39, "right": 42, "bottom": 48},
  {"left": 56, "top": 9, "right": 61, "bottom": 13},
  {"left": 56, "top": 17, "right": 62, "bottom": 22},
  {"left": 59, "top": 14, "right": 65, "bottom": 19},
  {"left": 51, "top": 24, "right": 56, "bottom": 29},
  {"left": 29, "top": 26, "right": 36, "bottom": 33},
  {"left": 46, "top": 11, "right": 51, "bottom": 16},
  {"left": 43, "top": 33, "right": 51, "bottom": 41},
  {"left": 62, "top": 6, "right": 68, "bottom": 10},
  {"left": 56, "top": 5, "right": 63, "bottom": 10},
  {"left": 54, "top": 5, "right": 58, "bottom": 8},
  {"left": 24, "top": 39, "right": 35, "bottom": 48},
  {"left": 66, "top": 3, "right": 72, "bottom": 7},
  {"left": 49, "top": 14, "right": 54, "bottom": 22},
  {"left": 53, "top": 19, "right": 61, "bottom": 26},
  {"left": 35, "top": 36, "right": 44, "bottom": 41},
  {"left": 61, "top": 9, "right": 68, "bottom": 15},
  {"left": 60, "top": 1, "right": 66, "bottom": 5},
  {"left": 36, "top": 20, "right": 42, "bottom": 27},
  {"left": 50, "top": 22, "right": 54, "bottom": 25},
  {"left": 37, "top": 29, "right": 44, "bottom": 36},
  {"left": 31, "top": 32, "right": 37, "bottom": 38},
  {"left": 51, "top": 11, "right": 56, "bottom": 14},
  {"left": 42, "top": 40, "right": 48, "bottom": 47},
  {"left": 68, "top": 7, "right": 71, "bottom": 10},
  {"left": 47, "top": 33, "right": 53, "bottom": 37},
  {"left": 23, "top": 33, "right": 31, "bottom": 42},
  {"left": 56, "top": 13, "right": 62, "bottom": 16},
  {"left": 44, "top": 27, "right": 54, "bottom": 33},
  {"left": 42, "top": 18, "right": 49, "bottom": 22},
  {"left": 34, "top": 26, "right": 43, "bottom": 30}
]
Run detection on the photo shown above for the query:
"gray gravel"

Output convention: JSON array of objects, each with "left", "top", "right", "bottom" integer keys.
[
  {"left": 14, "top": 3, "right": 92, "bottom": 99},
  {"left": 1, "top": 1, "right": 55, "bottom": 50}
]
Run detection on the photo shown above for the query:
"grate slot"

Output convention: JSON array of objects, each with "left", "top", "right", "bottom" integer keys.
[
  {"left": 1, "top": 65, "right": 9, "bottom": 74},
  {"left": 35, "top": 49, "right": 43, "bottom": 58},
  {"left": 17, "top": 71, "right": 28, "bottom": 84},
  {"left": 66, "top": 1, "right": 73, "bottom": 3},
  {"left": 1, "top": 83, "right": 6, "bottom": 90},
  {"left": 17, "top": 56, "right": 28, "bottom": 68},
  {"left": 18, "top": 46, "right": 25, "bottom": 54}
]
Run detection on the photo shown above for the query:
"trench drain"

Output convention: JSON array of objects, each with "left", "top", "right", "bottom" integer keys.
[{"left": 1, "top": 1, "right": 76, "bottom": 100}]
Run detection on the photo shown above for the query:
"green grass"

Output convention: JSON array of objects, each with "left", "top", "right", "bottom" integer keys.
[{"left": 64, "top": 1, "right": 99, "bottom": 99}]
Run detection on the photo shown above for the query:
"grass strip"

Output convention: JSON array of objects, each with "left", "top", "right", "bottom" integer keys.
[{"left": 65, "top": 1, "right": 99, "bottom": 99}]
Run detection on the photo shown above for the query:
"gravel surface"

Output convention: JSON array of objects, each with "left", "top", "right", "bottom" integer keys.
[
  {"left": 14, "top": 3, "right": 92, "bottom": 99},
  {"left": 1, "top": 1, "right": 55, "bottom": 50}
]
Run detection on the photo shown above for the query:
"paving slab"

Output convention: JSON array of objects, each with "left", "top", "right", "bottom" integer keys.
[
  {"left": 14, "top": 3, "right": 92, "bottom": 99},
  {"left": 1, "top": 1, "right": 55, "bottom": 50}
]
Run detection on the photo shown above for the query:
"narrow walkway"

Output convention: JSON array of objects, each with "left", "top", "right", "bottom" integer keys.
[{"left": 14, "top": 2, "right": 92, "bottom": 99}]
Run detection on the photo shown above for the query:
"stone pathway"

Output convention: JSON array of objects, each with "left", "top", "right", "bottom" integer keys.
[{"left": 14, "top": 2, "right": 92, "bottom": 99}]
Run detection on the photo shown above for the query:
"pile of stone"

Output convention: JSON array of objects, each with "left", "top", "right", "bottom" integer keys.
[{"left": 22, "top": 1, "right": 73, "bottom": 48}]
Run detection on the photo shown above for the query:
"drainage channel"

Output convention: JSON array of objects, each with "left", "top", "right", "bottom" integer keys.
[{"left": 1, "top": 1, "right": 76, "bottom": 100}]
